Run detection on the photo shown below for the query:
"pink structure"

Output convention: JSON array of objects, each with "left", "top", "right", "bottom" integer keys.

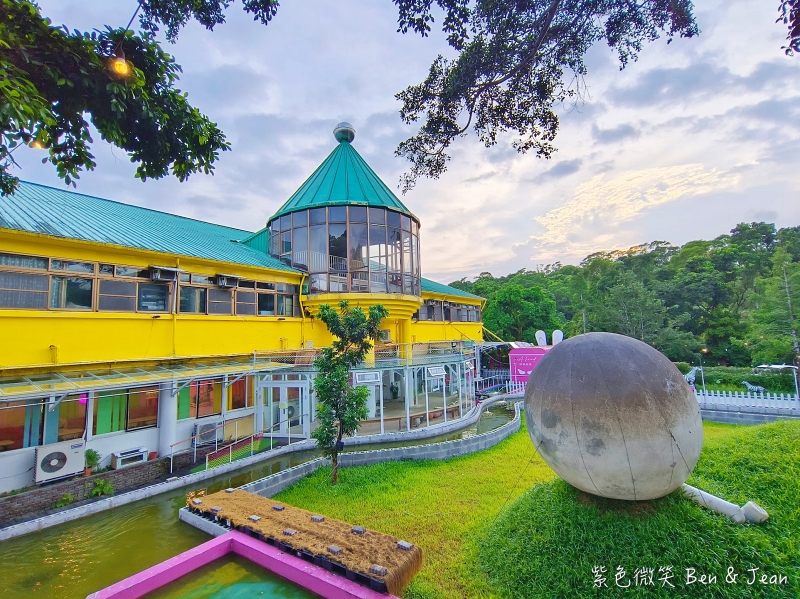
[
  {"left": 86, "top": 530, "right": 398, "bottom": 599},
  {"left": 509, "top": 347, "right": 550, "bottom": 384}
]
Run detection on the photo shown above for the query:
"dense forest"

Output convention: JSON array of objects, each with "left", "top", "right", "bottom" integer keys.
[{"left": 449, "top": 222, "right": 800, "bottom": 368}]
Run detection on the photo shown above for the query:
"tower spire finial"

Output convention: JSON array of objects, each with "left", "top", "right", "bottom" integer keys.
[{"left": 333, "top": 122, "right": 355, "bottom": 143}]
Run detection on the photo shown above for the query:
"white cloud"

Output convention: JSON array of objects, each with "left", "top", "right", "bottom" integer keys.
[{"left": 534, "top": 164, "right": 740, "bottom": 248}]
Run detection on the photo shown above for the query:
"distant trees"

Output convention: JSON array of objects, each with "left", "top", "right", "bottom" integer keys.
[{"left": 453, "top": 221, "right": 800, "bottom": 368}]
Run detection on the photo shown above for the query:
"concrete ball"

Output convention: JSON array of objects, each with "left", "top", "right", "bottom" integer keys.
[{"left": 525, "top": 332, "right": 703, "bottom": 501}]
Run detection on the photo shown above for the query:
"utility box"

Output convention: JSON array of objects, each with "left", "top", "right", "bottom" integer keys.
[{"left": 111, "top": 447, "right": 148, "bottom": 469}]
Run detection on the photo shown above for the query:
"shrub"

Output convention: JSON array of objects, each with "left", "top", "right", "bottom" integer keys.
[
  {"left": 87, "top": 479, "right": 114, "bottom": 498},
  {"left": 53, "top": 493, "right": 73, "bottom": 508}
]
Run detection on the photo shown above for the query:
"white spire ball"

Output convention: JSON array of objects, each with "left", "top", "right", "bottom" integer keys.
[{"left": 333, "top": 122, "right": 356, "bottom": 143}]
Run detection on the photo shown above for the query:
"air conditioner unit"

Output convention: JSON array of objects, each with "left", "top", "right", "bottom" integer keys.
[
  {"left": 354, "top": 371, "right": 382, "bottom": 385},
  {"left": 426, "top": 366, "right": 447, "bottom": 378},
  {"left": 35, "top": 440, "right": 85, "bottom": 483},
  {"left": 150, "top": 266, "right": 181, "bottom": 281},
  {"left": 111, "top": 447, "right": 148, "bottom": 469},
  {"left": 215, "top": 274, "right": 240, "bottom": 288},
  {"left": 194, "top": 422, "right": 221, "bottom": 446},
  {"left": 377, "top": 329, "right": 392, "bottom": 343}
]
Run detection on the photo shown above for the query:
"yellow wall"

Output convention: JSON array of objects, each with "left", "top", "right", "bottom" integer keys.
[{"left": 0, "top": 230, "right": 483, "bottom": 372}]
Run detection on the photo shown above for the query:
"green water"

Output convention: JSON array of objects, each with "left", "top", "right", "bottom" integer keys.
[
  {"left": 1, "top": 406, "right": 514, "bottom": 599},
  {"left": 142, "top": 555, "right": 320, "bottom": 599}
]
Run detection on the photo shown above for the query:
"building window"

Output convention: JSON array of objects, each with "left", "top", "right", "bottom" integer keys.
[
  {"left": 92, "top": 386, "right": 159, "bottom": 434},
  {"left": 50, "top": 277, "right": 93, "bottom": 310},
  {"left": 227, "top": 377, "right": 253, "bottom": 410},
  {"left": 0, "top": 399, "right": 44, "bottom": 451},
  {"left": 177, "top": 379, "right": 223, "bottom": 419},
  {"left": 0, "top": 253, "right": 48, "bottom": 269},
  {"left": 180, "top": 287, "right": 207, "bottom": 313},
  {"left": 116, "top": 266, "right": 150, "bottom": 278},
  {"left": 236, "top": 291, "right": 256, "bottom": 315},
  {"left": 58, "top": 395, "right": 87, "bottom": 441},
  {"left": 0, "top": 271, "right": 49, "bottom": 309},
  {"left": 127, "top": 386, "right": 159, "bottom": 429},
  {"left": 257, "top": 293, "right": 275, "bottom": 315},
  {"left": 138, "top": 283, "right": 169, "bottom": 312},
  {"left": 51, "top": 259, "right": 94, "bottom": 274},
  {"left": 208, "top": 289, "right": 232, "bottom": 315},
  {"left": 93, "top": 391, "right": 127, "bottom": 435},
  {"left": 98, "top": 279, "right": 136, "bottom": 311}
]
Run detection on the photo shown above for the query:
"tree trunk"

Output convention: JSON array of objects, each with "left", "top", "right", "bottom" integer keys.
[{"left": 331, "top": 424, "right": 344, "bottom": 485}]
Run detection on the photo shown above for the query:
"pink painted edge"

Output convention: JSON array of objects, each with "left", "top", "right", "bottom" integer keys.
[{"left": 86, "top": 530, "right": 399, "bottom": 599}]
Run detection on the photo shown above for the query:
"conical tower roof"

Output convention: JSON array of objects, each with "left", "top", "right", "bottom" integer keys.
[{"left": 267, "top": 123, "right": 416, "bottom": 225}]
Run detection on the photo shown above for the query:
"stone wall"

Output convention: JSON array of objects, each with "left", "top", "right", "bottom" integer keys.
[{"left": 0, "top": 447, "right": 212, "bottom": 528}]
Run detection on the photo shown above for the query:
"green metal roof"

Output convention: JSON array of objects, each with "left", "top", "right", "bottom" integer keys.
[
  {"left": 421, "top": 278, "right": 484, "bottom": 301},
  {"left": 268, "top": 140, "right": 416, "bottom": 224},
  {"left": 0, "top": 182, "right": 297, "bottom": 272}
]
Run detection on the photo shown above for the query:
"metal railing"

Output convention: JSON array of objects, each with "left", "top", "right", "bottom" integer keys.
[
  {"left": 205, "top": 434, "right": 260, "bottom": 470},
  {"left": 695, "top": 390, "right": 799, "bottom": 413},
  {"left": 168, "top": 414, "right": 255, "bottom": 473},
  {"left": 475, "top": 376, "right": 513, "bottom": 394},
  {"left": 254, "top": 341, "right": 474, "bottom": 371}
]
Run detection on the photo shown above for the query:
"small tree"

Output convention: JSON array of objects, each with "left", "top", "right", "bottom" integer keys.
[{"left": 312, "top": 300, "right": 388, "bottom": 484}]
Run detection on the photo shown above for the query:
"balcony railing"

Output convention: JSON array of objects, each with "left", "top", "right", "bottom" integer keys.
[{"left": 253, "top": 341, "right": 474, "bottom": 371}]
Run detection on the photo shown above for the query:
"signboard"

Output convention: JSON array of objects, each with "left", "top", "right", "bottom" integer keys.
[{"left": 509, "top": 347, "right": 550, "bottom": 384}]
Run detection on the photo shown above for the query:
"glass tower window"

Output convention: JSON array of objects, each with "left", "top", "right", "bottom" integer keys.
[{"left": 269, "top": 206, "right": 421, "bottom": 296}]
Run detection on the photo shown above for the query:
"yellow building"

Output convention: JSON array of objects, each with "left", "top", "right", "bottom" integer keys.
[{"left": 0, "top": 123, "right": 483, "bottom": 493}]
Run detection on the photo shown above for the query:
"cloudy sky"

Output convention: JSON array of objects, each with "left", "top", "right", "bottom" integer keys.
[{"left": 15, "top": 1, "right": 800, "bottom": 283}]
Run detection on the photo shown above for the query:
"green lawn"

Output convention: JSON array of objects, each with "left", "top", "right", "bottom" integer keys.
[{"left": 274, "top": 420, "right": 788, "bottom": 598}]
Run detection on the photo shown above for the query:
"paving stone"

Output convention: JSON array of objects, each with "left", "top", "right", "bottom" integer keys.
[
  {"left": 327, "top": 545, "right": 342, "bottom": 555},
  {"left": 397, "top": 540, "right": 414, "bottom": 550}
]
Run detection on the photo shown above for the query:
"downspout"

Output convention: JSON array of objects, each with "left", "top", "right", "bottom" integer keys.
[{"left": 172, "top": 258, "right": 180, "bottom": 357}]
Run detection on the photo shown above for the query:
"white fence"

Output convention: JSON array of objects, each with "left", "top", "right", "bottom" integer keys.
[
  {"left": 499, "top": 384, "right": 800, "bottom": 414},
  {"left": 505, "top": 381, "right": 526, "bottom": 396},
  {"left": 695, "top": 390, "right": 800, "bottom": 413}
]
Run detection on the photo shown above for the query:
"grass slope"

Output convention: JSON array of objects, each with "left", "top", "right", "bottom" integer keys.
[
  {"left": 274, "top": 424, "right": 555, "bottom": 598},
  {"left": 274, "top": 421, "right": 748, "bottom": 598},
  {"left": 478, "top": 419, "right": 800, "bottom": 598}
]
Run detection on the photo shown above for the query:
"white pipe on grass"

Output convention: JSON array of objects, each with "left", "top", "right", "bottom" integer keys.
[{"left": 681, "top": 484, "right": 746, "bottom": 523}]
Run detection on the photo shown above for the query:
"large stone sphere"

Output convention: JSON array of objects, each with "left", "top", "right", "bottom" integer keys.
[{"left": 525, "top": 332, "right": 703, "bottom": 500}]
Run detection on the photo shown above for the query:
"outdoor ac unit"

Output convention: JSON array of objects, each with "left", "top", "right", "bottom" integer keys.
[
  {"left": 354, "top": 371, "right": 382, "bottom": 385},
  {"left": 111, "top": 447, "right": 148, "bottom": 469},
  {"left": 35, "top": 440, "right": 85, "bottom": 483},
  {"left": 150, "top": 266, "right": 181, "bottom": 281},
  {"left": 194, "top": 422, "right": 220, "bottom": 446},
  {"left": 378, "top": 329, "right": 392, "bottom": 343},
  {"left": 215, "top": 274, "right": 240, "bottom": 288}
]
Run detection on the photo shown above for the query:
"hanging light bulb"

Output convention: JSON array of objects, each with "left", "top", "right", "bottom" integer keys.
[
  {"left": 110, "top": 49, "right": 132, "bottom": 77},
  {"left": 29, "top": 140, "right": 45, "bottom": 150}
]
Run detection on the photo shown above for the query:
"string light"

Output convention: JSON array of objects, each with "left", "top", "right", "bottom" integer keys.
[
  {"left": 111, "top": 50, "right": 131, "bottom": 76},
  {"left": 108, "top": 1, "right": 142, "bottom": 78},
  {"left": 29, "top": 140, "right": 45, "bottom": 150}
]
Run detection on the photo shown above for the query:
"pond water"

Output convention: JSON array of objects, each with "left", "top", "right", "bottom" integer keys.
[
  {"left": 142, "top": 555, "right": 320, "bottom": 599},
  {"left": 1, "top": 406, "right": 514, "bottom": 599}
]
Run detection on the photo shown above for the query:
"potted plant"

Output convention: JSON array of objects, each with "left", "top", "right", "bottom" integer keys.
[{"left": 84, "top": 449, "right": 101, "bottom": 477}]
